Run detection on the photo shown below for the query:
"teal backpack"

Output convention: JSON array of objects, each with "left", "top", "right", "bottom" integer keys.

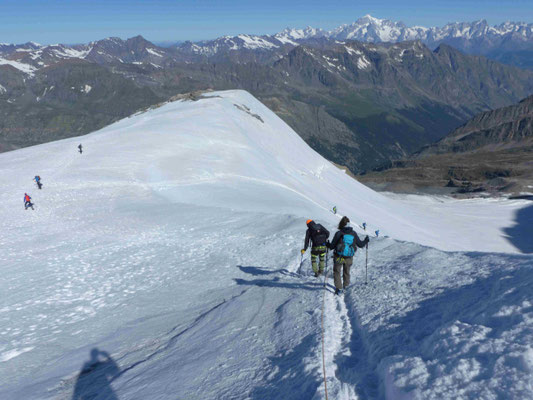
[{"left": 336, "top": 233, "right": 355, "bottom": 257}]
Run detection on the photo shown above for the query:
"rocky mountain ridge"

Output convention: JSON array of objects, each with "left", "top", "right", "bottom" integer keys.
[
  {"left": 359, "top": 95, "right": 533, "bottom": 194},
  {"left": 419, "top": 95, "right": 533, "bottom": 155}
]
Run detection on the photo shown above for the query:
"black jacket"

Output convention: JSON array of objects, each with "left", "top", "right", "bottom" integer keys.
[
  {"left": 304, "top": 221, "right": 330, "bottom": 250},
  {"left": 328, "top": 226, "right": 368, "bottom": 256}
]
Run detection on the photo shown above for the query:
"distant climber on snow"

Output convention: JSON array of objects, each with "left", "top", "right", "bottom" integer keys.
[
  {"left": 34, "top": 175, "right": 42, "bottom": 189},
  {"left": 328, "top": 216, "right": 368, "bottom": 295},
  {"left": 301, "top": 219, "right": 330, "bottom": 277},
  {"left": 24, "top": 193, "right": 34, "bottom": 210},
  {"left": 78, "top": 144, "right": 83, "bottom": 154},
  {"left": 332, "top": 206, "right": 337, "bottom": 215}
]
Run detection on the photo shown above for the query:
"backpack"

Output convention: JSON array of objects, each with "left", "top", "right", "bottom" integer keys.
[
  {"left": 310, "top": 225, "right": 328, "bottom": 246},
  {"left": 336, "top": 233, "right": 355, "bottom": 257}
]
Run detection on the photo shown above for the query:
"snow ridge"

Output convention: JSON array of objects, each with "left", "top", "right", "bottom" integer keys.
[{"left": 0, "top": 90, "right": 531, "bottom": 400}]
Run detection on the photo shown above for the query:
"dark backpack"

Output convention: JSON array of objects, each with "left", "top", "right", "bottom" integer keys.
[
  {"left": 336, "top": 233, "right": 355, "bottom": 257},
  {"left": 310, "top": 225, "right": 328, "bottom": 246}
]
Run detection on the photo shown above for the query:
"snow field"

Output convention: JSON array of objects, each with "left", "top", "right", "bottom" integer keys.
[
  {"left": 0, "top": 90, "right": 531, "bottom": 399},
  {"left": 2, "top": 202, "right": 329, "bottom": 399},
  {"left": 339, "top": 238, "right": 533, "bottom": 399}
]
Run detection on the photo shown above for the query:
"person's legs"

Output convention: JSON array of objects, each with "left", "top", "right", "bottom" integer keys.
[
  {"left": 318, "top": 252, "right": 326, "bottom": 274},
  {"left": 311, "top": 246, "right": 326, "bottom": 276},
  {"left": 333, "top": 258, "right": 343, "bottom": 290},
  {"left": 311, "top": 254, "right": 319, "bottom": 275},
  {"left": 343, "top": 257, "right": 353, "bottom": 288}
]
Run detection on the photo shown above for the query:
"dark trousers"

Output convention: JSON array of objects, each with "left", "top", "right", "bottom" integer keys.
[{"left": 333, "top": 256, "right": 353, "bottom": 289}]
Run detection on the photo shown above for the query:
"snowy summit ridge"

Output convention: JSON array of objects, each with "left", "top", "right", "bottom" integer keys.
[{"left": 0, "top": 90, "right": 532, "bottom": 400}]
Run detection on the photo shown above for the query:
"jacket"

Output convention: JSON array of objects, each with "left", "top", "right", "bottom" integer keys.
[
  {"left": 328, "top": 226, "right": 368, "bottom": 257},
  {"left": 304, "top": 221, "right": 330, "bottom": 251}
]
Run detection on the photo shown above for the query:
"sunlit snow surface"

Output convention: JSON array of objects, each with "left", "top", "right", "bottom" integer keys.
[{"left": 0, "top": 90, "right": 532, "bottom": 399}]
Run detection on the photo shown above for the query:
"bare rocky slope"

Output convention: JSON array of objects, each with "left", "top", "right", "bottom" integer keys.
[{"left": 359, "top": 95, "right": 533, "bottom": 195}]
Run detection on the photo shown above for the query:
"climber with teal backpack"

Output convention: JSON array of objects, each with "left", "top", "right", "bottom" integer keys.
[{"left": 328, "top": 216, "right": 369, "bottom": 295}]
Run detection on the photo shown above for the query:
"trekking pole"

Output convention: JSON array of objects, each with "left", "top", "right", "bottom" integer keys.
[
  {"left": 365, "top": 242, "right": 368, "bottom": 285},
  {"left": 324, "top": 249, "right": 329, "bottom": 288}
]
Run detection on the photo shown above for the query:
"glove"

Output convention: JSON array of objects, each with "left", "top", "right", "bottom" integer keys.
[
  {"left": 326, "top": 240, "right": 331, "bottom": 247},
  {"left": 301, "top": 249, "right": 306, "bottom": 255}
]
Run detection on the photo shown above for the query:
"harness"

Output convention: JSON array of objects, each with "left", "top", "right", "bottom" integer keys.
[{"left": 311, "top": 245, "right": 327, "bottom": 255}]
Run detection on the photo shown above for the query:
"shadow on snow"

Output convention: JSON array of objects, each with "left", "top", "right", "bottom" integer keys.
[
  {"left": 249, "top": 334, "right": 321, "bottom": 400},
  {"left": 335, "top": 254, "right": 533, "bottom": 400},
  {"left": 235, "top": 265, "right": 323, "bottom": 291},
  {"left": 504, "top": 203, "right": 533, "bottom": 254},
  {"left": 72, "top": 348, "right": 120, "bottom": 400}
]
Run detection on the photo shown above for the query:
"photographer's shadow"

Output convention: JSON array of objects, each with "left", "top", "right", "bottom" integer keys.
[{"left": 72, "top": 348, "right": 120, "bottom": 400}]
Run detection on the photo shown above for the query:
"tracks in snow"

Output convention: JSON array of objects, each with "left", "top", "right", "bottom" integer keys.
[
  {"left": 298, "top": 254, "right": 381, "bottom": 400},
  {"left": 294, "top": 255, "right": 363, "bottom": 400},
  {"left": 319, "top": 277, "right": 359, "bottom": 400}
]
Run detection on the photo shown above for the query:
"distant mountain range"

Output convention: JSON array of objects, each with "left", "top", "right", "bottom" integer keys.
[
  {"left": 1, "top": 17, "right": 533, "bottom": 174},
  {"left": 2, "top": 15, "right": 533, "bottom": 69},
  {"left": 175, "top": 15, "right": 533, "bottom": 69}
]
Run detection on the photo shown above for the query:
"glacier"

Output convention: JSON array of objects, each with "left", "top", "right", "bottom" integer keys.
[{"left": 0, "top": 90, "right": 531, "bottom": 399}]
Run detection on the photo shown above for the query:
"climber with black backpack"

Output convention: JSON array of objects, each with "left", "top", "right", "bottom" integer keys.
[
  {"left": 328, "top": 216, "right": 369, "bottom": 295},
  {"left": 301, "top": 219, "right": 330, "bottom": 277}
]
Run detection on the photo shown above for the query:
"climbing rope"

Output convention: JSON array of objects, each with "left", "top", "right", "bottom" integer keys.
[{"left": 320, "top": 251, "right": 329, "bottom": 400}]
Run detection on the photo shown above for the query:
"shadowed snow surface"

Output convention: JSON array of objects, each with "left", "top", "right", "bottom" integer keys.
[{"left": 0, "top": 90, "right": 531, "bottom": 399}]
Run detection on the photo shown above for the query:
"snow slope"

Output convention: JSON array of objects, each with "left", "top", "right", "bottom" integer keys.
[{"left": 0, "top": 90, "right": 531, "bottom": 399}]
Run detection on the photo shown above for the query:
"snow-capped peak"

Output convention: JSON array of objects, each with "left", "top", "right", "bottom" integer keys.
[
  {"left": 271, "top": 15, "right": 533, "bottom": 45},
  {"left": 359, "top": 14, "right": 387, "bottom": 24},
  {"left": 277, "top": 26, "right": 323, "bottom": 40},
  {"left": 328, "top": 15, "right": 415, "bottom": 42}
]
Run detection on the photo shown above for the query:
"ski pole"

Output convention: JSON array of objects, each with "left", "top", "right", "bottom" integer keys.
[
  {"left": 365, "top": 242, "right": 368, "bottom": 285},
  {"left": 324, "top": 249, "right": 329, "bottom": 288}
]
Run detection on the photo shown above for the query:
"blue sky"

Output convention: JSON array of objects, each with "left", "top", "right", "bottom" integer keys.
[{"left": 1, "top": 0, "right": 531, "bottom": 44}]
